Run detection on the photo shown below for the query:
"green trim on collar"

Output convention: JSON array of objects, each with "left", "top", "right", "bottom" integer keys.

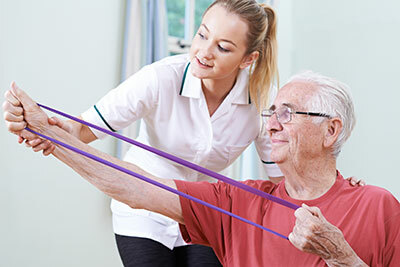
[
  {"left": 94, "top": 105, "right": 116, "bottom": 132},
  {"left": 261, "top": 160, "right": 275, "bottom": 164},
  {"left": 179, "top": 62, "right": 190, "bottom": 95}
]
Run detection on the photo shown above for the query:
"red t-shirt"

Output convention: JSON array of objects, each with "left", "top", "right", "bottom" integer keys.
[{"left": 176, "top": 172, "right": 400, "bottom": 266}]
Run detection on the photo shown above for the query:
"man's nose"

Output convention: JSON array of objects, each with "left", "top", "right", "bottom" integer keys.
[{"left": 266, "top": 113, "right": 283, "bottom": 132}]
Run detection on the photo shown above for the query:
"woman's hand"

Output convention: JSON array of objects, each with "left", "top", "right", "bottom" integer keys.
[
  {"left": 346, "top": 177, "right": 366, "bottom": 186},
  {"left": 21, "top": 116, "right": 69, "bottom": 156}
]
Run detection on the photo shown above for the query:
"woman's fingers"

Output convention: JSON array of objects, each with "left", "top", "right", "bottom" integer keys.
[
  {"left": 18, "top": 136, "right": 25, "bottom": 144},
  {"left": 25, "top": 138, "right": 42, "bottom": 147},
  {"left": 43, "top": 144, "right": 56, "bottom": 156},
  {"left": 31, "top": 139, "right": 51, "bottom": 152}
]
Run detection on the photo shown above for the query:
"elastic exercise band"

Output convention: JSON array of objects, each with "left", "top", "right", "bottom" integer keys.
[
  {"left": 37, "top": 103, "right": 300, "bottom": 211},
  {"left": 25, "top": 127, "right": 288, "bottom": 240}
]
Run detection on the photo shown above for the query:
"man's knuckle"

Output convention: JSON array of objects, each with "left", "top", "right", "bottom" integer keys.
[{"left": 2, "top": 101, "right": 8, "bottom": 110}]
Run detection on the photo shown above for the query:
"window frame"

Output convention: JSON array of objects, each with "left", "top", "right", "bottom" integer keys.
[
  {"left": 166, "top": 0, "right": 271, "bottom": 55},
  {"left": 167, "top": 0, "right": 195, "bottom": 54}
]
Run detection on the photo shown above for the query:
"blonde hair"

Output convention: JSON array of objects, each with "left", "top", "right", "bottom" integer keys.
[{"left": 204, "top": 0, "right": 279, "bottom": 111}]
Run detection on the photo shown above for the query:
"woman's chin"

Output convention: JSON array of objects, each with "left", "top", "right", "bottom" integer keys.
[
  {"left": 270, "top": 153, "right": 284, "bottom": 165},
  {"left": 191, "top": 67, "right": 210, "bottom": 80}
]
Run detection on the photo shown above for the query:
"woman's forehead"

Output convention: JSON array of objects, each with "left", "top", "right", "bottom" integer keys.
[{"left": 201, "top": 4, "right": 249, "bottom": 44}]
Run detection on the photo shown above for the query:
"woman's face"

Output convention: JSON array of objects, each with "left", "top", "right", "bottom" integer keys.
[{"left": 189, "top": 4, "right": 256, "bottom": 81}]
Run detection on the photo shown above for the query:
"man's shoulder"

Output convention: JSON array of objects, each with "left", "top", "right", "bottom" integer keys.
[
  {"left": 237, "top": 179, "right": 278, "bottom": 194},
  {"left": 180, "top": 179, "right": 277, "bottom": 195},
  {"left": 354, "top": 184, "right": 396, "bottom": 199},
  {"left": 342, "top": 183, "right": 399, "bottom": 209}
]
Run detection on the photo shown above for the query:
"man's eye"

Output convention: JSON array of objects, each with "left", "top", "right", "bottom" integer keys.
[{"left": 278, "top": 108, "right": 289, "bottom": 116}]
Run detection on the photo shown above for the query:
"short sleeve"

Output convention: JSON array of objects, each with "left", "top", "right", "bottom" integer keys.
[
  {"left": 175, "top": 179, "right": 276, "bottom": 265},
  {"left": 383, "top": 195, "right": 400, "bottom": 266},
  {"left": 81, "top": 65, "right": 159, "bottom": 139},
  {"left": 175, "top": 180, "right": 232, "bottom": 259},
  {"left": 254, "top": 130, "right": 283, "bottom": 177}
]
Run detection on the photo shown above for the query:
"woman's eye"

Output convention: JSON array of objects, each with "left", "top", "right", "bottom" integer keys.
[
  {"left": 198, "top": 33, "right": 205, "bottom": 39},
  {"left": 218, "top": 45, "right": 230, "bottom": 53}
]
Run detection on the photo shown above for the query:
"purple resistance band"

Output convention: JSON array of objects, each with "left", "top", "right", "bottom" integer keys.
[
  {"left": 37, "top": 103, "right": 300, "bottom": 211},
  {"left": 25, "top": 126, "right": 288, "bottom": 240}
]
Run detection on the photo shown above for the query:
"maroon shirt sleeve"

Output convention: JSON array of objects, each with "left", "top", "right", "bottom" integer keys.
[
  {"left": 175, "top": 180, "right": 233, "bottom": 260},
  {"left": 382, "top": 193, "right": 400, "bottom": 266},
  {"left": 175, "top": 179, "right": 277, "bottom": 265}
]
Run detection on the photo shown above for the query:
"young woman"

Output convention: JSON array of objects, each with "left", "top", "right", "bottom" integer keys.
[{"left": 22, "top": 1, "right": 281, "bottom": 266}]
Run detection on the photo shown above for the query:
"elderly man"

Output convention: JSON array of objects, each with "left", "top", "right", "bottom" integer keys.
[{"left": 3, "top": 71, "right": 399, "bottom": 266}]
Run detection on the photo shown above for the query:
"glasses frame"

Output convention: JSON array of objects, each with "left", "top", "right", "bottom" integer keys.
[{"left": 261, "top": 106, "right": 332, "bottom": 125}]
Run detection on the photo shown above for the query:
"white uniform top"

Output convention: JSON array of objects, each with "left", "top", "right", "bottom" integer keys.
[{"left": 81, "top": 54, "right": 282, "bottom": 249}]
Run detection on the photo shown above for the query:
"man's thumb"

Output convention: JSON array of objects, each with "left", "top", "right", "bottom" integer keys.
[{"left": 10, "top": 81, "right": 38, "bottom": 112}]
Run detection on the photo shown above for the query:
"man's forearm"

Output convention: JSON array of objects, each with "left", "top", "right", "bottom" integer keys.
[
  {"left": 324, "top": 241, "right": 368, "bottom": 267},
  {"left": 5, "top": 84, "right": 181, "bottom": 222},
  {"left": 36, "top": 124, "right": 183, "bottom": 223},
  {"left": 325, "top": 256, "right": 368, "bottom": 267}
]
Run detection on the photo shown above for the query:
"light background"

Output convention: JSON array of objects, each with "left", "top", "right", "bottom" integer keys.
[{"left": 1, "top": 0, "right": 399, "bottom": 266}]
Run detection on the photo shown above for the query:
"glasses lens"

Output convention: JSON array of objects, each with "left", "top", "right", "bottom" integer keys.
[
  {"left": 261, "top": 109, "right": 271, "bottom": 124},
  {"left": 277, "top": 107, "right": 291, "bottom": 124}
]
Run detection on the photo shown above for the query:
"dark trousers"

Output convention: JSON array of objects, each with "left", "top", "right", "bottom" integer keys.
[{"left": 115, "top": 234, "right": 223, "bottom": 267}]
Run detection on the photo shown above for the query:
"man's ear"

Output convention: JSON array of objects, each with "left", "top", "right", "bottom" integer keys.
[
  {"left": 324, "top": 118, "right": 343, "bottom": 148},
  {"left": 240, "top": 51, "right": 259, "bottom": 69}
]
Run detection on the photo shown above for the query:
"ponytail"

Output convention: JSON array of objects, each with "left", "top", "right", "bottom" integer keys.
[{"left": 249, "top": 4, "right": 279, "bottom": 111}]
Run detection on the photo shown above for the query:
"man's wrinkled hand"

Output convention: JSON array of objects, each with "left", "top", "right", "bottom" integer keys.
[
  {"left": 288, "top": 204, "right": 364, "bottom": 266},
  {"left": 3, "top": 82, "right": 51, "bottom": 150}
]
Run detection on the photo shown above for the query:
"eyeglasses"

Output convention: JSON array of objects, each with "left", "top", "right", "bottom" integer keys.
[{"left": 261, "top": 106, "right": 331, "bottom": 125}]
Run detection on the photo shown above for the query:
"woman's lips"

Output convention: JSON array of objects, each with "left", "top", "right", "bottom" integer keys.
[{"left": 195, "top": 57, "right": 212, "bottom": 69}]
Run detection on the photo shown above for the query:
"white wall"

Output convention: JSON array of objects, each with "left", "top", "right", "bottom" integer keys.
[
  {"left": 277, "top": 0, "right": 400, "bottom": 198},
  {"left": 0, "top": 0, "right": 124, "bottom": 266}
]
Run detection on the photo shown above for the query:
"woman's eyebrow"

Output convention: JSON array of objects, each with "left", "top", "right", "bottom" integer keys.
[{"left": 200, "top": 24, "right": 237, "bottom": 47}]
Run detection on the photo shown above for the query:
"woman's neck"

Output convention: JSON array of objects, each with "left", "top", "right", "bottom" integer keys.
[{"left": 201, "top": 70, "right": 239, "bottom": 116}]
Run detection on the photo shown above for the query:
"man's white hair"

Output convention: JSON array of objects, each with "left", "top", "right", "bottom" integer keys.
[{"left": 288, "top": 71, "right": 356, "bottom": 157}]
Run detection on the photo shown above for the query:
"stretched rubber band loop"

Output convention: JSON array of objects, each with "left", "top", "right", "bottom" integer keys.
[
  {"left": 25, "top": 127, "right": 289, "bottom": 240},
  {"left": 37, "top": 103, "right": 300, "bottom": 211}
]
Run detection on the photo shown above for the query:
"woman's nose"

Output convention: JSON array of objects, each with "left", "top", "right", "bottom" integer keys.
[{"left": 198, "top": 42, "right": 214, "bottom": 60}]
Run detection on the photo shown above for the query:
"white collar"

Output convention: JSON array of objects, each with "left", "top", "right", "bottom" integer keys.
[{"left": 179, "top": 63, "right": 251, "bottom": 105}]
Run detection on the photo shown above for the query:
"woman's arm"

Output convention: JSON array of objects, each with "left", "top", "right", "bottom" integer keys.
[{"left": 48, "top": 116, "right": 97, "bottom": 144}]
